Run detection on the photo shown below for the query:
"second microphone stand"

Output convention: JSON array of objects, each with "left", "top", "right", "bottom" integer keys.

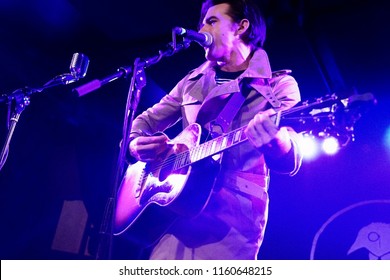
[{"left": 0, "top": 54, "right": 89, "bottom": 171}]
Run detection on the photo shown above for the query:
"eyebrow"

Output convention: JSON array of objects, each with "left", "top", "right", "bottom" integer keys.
[{"left": 204, "top": 15, "right": 218, "bottom": 24}]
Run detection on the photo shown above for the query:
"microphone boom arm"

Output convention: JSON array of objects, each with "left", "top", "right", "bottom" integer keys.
[{"left": 0, "top": 53, "right": 89, "bottom": 171}]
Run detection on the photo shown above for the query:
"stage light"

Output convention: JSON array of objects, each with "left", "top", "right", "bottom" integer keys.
[
  {"left": 322, "top": 137, "right": 340, "bottom": 155},
  {"left": 299, "top": 134, "right": 320, "bottom": 161},
  {"left": 298, "top": 133, "right": 342, "bottom": 161},
  {"left": 385, "top": 126, "right": 390, "bottom": 151}
]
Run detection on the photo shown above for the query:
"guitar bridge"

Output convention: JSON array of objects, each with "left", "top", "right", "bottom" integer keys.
[{"left": 134, "top": 169, "right": 147, "bottom": 198}]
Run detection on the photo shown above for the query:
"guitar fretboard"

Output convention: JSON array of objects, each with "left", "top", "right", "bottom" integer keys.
[
  {"left": 173, "top": 125, "right": 248, "bottom": 170},
  {"left": 171, "top": 94, "right": 342, "bottom": 171}
]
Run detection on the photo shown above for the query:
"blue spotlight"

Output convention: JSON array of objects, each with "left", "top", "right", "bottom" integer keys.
[{"left": 385, "top": 126, "right": 390, "bottom": 151}]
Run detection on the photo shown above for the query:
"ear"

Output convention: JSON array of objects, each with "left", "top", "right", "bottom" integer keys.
[{"left": 236, "top": 19, "right": 250, "bottom": 35}]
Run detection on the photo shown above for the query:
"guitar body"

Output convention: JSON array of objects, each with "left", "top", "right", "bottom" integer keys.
[{"left": 114, "top": 123, "right": 220, "bottom": 247}]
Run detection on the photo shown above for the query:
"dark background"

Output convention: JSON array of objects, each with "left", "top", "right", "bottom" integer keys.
[{"left": 0, "top": 0, "right": 389, "bottom": 260}]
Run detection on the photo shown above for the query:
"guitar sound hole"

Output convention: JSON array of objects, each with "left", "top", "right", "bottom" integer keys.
[
  {"left": 159, "top": 154, "right": 175, "bottom": 181},
  {"left": 159, "top": 154, "right": 188, "bottom": 181}
]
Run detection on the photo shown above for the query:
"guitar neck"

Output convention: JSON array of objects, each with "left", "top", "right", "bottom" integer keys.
[
  {"left": 173, "top": 125, "right": 249, "bottom": 171},
  {"left": 171, "top": 93, "right": 351, "bottom": 171},
  {"left": 186, "top": 112, "right": 283, "bottom": 165}
]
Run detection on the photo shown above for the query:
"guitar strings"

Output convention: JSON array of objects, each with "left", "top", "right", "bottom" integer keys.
[
  {"left": 146, "top": 126, "right": 248, "bottom": 174},
  {"left": 143, "top": 96, "right": 338, "bottom": 174}
]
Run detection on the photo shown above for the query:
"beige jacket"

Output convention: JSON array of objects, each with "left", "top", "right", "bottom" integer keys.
[{"left": 130, "top": 48, "right": 302, "bottom": 259}]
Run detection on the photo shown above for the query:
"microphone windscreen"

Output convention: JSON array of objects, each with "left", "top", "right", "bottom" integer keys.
[{"left": 70, "top": 53, "right": 89, "bottom": 79}]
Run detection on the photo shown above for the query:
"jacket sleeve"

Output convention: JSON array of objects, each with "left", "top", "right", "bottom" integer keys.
[
  {"left": 264, "top": 74, "right": 303, "bottom": 176},
  {"left": 129, "top": 77, "right": 187, "bottom": 138}
]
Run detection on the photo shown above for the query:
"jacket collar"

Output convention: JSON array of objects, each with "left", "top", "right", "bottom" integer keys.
[{"left": 188, "top": 48, "right": 272, "bottom": 80}]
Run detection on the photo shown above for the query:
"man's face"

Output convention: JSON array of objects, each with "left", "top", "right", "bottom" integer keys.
[{"left": 199, "top": 3, "right": 239, "bottom": 62}]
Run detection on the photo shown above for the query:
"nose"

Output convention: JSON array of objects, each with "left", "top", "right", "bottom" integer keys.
[{"left": 199, "top": 25, "right": 209, "bottom": 34}]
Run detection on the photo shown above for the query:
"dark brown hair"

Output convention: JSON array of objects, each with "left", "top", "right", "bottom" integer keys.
[{"left": 199, "top": 0, "right": 266, "bottom": 48}]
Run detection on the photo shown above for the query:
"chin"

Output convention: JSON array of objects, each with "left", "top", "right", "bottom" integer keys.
[{"left": 205, "top": 49, "right": 217, "bottom": 62}]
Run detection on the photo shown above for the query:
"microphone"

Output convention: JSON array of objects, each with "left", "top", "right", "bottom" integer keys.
[
  {"left": 47, "top": 53, "right": 90, "bottom": 86},
  {"left": 69, "top": 53, "right": 89, "bottom": 80},
  {"left": 174, "top": 27, "right": 213, "bottom": 47},
  {"left": 1, "top": 53, "right": 90, "bottom": 103}
]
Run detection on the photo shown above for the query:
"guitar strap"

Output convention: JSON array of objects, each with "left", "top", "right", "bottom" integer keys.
[
  {"left": 208, "top": 78, "right": 280, "bottom": 137},
  {"left": 208, "top": 83, "right": 247, "bottom": 138}
]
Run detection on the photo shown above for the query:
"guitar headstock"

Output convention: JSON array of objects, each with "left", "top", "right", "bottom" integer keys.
[{"left": 280, "top": 92, "right": 377, "bottom": 147}]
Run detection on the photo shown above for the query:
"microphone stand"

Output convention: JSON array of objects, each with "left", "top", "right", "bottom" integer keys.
[
  {"left": 95, "top": 35, "right": 191, "bottom": 260},
  {"left": 1, "top": 52, "right": 89, "bottom": 171},
  {"left": 0, "top": 74, "right": 83, "bottom": 171},
  {"left": 0, "top": 88, "right": 31, "bottom": 171}
]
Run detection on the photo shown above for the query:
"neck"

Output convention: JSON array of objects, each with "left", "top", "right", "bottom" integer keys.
[{"left": 218, "top": 44, "right": 253, "bottom": 72}]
